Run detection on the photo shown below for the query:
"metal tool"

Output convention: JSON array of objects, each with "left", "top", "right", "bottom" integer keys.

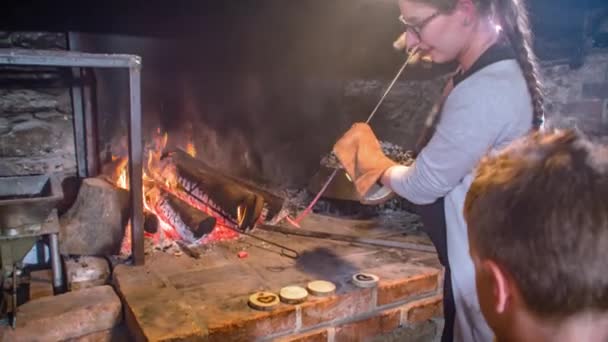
[
  {"left": 292, "top": 47, "right": 421, "bottom": 225},
  {"left": 257, "top": 224, "right": 435, "bottom": 253},
  {"left": 223, "top": 225, "right": 300, "bottom": 259},
  {"left": 183, "top": 184, "right": 300, "bottom": 259}
]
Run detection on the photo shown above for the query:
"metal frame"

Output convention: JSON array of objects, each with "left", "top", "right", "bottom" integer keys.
[{"left": 0, "top": 48, "right": 145, "bottom": 265}]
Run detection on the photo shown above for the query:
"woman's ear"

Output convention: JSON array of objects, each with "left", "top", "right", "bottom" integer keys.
[{"left": 456, "top": 0, "right": 477, "bottom": 25}]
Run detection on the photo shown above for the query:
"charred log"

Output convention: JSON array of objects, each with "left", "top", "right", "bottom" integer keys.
[
  {"left": 146, "top": 188, "right": 215, "bottom": 242},
  {"left": 169, "top": 150, "right": 284, "bottom": 222},
  {"left": 143, "top": 212, "right": 158, "bottom": 234},
  {"left": 166, "top": 191, "right": 216, "bottom": 238},
  {"left": 153, "top": 150, "right": 281, "bottom": 231}
]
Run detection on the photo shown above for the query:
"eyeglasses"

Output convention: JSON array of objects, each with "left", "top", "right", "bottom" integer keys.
[{"left": 398, "top": 12, "right": 441, "bottom": 39}]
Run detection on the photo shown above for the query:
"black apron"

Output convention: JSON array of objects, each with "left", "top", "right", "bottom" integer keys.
[{"left": 411, "top": 41, "right": 516, "bottom": 342}]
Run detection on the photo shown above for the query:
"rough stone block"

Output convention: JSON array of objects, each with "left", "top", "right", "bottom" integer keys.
[
  {"left": 113, "top": 265, "right": 205, "bottom": 341},
  {"left": 1, "top": 285, "right": 122, "bottom": 342},
  {"left": 562, "top": 100, "right": 604, "bottom": 116},
  {"left": 65, "top": 256, "right": 111, "bottom": 291},
  {"left": 122, "top": 288, "right": 206, "bottom": 342},
  {"left": 582, "top": 82, "right": 608, "bottom": 99},
  {"left": 64, "top": 327, "right": 130, "bottom": 342},
  {"left": 59, "top": 177, "right": 130, "bottom": 256}
]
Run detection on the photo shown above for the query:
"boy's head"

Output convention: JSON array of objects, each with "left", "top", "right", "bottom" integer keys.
[{"left": 464, "top": 129, "right": 608, "bottom": 340}]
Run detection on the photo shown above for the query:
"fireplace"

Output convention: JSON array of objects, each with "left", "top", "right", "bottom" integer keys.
[{"left": 1, "top": 0, "right": 607, "bottom": 340}]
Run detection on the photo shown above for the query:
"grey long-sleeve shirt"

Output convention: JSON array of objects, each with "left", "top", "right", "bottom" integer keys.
[{"left": 386, "top": 59, "right": 533, "bottom": 342}]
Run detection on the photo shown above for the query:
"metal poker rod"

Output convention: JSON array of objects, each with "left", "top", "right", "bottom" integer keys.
[{"left": 290, "top": 47, "right": 421, "bottom": 226}]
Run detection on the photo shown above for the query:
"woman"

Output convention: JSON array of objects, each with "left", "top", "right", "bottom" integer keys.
[{"left": 334, "top": 0, "right": 544, "bottom": 341}]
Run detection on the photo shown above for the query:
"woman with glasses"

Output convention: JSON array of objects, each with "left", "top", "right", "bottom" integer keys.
[{"left": 334, "top": 0, "right": 544, "bottom": 341}]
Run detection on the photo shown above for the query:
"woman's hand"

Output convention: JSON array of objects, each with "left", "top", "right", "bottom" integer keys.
[{"left": 333, "top": 123, "right": 396, "bottom": 200}]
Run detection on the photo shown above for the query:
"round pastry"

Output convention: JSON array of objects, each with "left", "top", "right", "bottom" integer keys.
[
  {"left": 279, "top": 285, "right": 308, "bottom": 304},
  {"left": 352, "top": 273, "right": 379, "bottom": 288},
  {"left": 248, "top": 291, "right": 280, "bottom": 311},
  {"left": 307, "top": 280, "right": 336, "bottom": 297}
]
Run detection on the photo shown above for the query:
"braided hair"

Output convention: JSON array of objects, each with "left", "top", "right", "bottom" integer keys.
[
  {"left": 408, "top": 0, "right": 545, "bottom": 130},
  {"left": 493, "top": 0, "right": 544, "bottom": 130}
]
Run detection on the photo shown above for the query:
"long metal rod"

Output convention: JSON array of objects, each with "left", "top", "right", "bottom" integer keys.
[
  {"left": 293, "top": 48, "right": 420, "bottom": 225},
  {"left": 0, "top": 49, "right": 144, "bottom": 265},
  {"left": 364, "top": 47, "right": 419, "bottom": 124},
  {"left": 49, "top": 233, "right": 64, "bottom": 292},
  {"left": 0, "top": 48, "right": 146, "bottom": 265},
  {"left": 0, "top": 49, "right": 140, "bottom": 68},
  {"left": 69, "top": 68, "right": 88, "bottom": 178},
  {"left": 83, "top": 68, "right": 100, "bottom": 177},
  {"left": 182, "top": 184, "right": 299, "bottom": 259},
  {"left": 224, "top": 225, "right": 300, "bottom": 259},
  {"left": 258, "top": 224, "right": 436, "bottom": 253},
  {"left": 129, "top": 65, "right": 145, "bottom": 266}
]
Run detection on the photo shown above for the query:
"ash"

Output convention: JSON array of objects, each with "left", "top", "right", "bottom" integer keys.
[
  {"left": 272, "top": 140, "right": 421, "bottom": 225},
  {"left": 320, "top": 141, "right": 415, "bottom": 169},
  {"left": 276, "top": 187, "right": 423, "bottom": 231}
]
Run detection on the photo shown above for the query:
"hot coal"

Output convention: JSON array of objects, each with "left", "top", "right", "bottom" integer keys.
[{"left": 320, "top": 141, "right": 415, "bottom": 169}]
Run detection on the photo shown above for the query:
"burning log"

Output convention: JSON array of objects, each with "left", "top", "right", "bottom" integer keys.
[
  {"left": 99, "top": 156, "right": 128, "bottom": 186},
  {"left": 166, "top": 191, "right": 216, "bottom": 238},
  {"left": 152, "top": 149, "right": 284, "bottom": 231},
  {"left": 146, "top": 188, "right": 216, "bottom": 243},
  {"left": 143, "top": 212, "right": 159, "bottom": 234}
]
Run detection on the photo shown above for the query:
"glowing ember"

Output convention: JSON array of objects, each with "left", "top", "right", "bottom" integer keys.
[
  {"left": 186, "top": 142, "right": 197, "bottom": 157},
  {"left": 117, "top": 164, "right": 128, "bottom": 190},
  {"left": 109, "top": 128, "right": 241, "bottom": 257}
]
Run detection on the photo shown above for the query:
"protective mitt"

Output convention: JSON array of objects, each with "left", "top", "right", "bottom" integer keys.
[{"left": 333, "top": 123, "right": 397, "bottom": 204}]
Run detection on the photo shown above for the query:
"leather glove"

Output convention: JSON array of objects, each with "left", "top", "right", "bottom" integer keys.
[{"left": 333, "top": 123, "right": 397, "bottom": 204}]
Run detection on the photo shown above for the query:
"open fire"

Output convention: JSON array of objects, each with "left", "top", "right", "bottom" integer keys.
[{"left": 110, "top": 129, "right": 283, "bottom": 256}]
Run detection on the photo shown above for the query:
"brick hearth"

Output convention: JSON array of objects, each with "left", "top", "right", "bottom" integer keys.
[{"left": 113, "top": 214, "right": 443, "bottom": 341}]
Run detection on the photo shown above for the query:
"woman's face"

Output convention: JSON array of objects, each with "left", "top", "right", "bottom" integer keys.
[{"left": 398, "top": 0, "right": 473, "bottom": 63}]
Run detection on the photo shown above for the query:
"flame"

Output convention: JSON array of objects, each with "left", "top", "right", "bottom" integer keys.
[
  {"left": 110, "top": 128, "right": 240, "bottom": 258},
  {"left": 237, "top": 205, "right": 244, "bottom": 227},
  {"left": 117, "top": 165, "right": 128, "bottom": 189},
  {"left": 186, "top": 142, "right": 196, "bottom": 157}
]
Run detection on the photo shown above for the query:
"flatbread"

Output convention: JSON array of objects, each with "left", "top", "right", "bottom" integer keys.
[
  {"left": 248, "top": 291, "right": 280, "bottom": 311},
  {"left": 352, "top": 273, "right": 379, "bottom": 288},
  {"left": 279, "top": 285, "right": 308, "bottom": 304},
  {"left": 307, "top": 280, "right": 336, "bottom": 297}
]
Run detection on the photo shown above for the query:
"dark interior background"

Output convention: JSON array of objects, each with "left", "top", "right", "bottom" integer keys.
[{"left": 2, "top": 0, "right": 606, "bottom": 187}]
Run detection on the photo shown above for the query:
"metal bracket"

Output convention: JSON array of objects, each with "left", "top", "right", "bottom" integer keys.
[{"left": 0, "top": 48, "right": 145, "bottom": 265}]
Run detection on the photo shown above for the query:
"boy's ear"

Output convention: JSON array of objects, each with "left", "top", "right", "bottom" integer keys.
[{"left": 482, "top": 260, "right": 511, "bottom": 313}]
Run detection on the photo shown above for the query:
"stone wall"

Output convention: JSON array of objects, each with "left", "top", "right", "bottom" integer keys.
[
  {"left": 542, "top": 50, "right": 608, "bottom": 140},
  {"left": 0, "top": 32, "right": 75, "bottom": 176},
  {"left": 352, "top": 49, "right": 608, "bottom": 150},
  {"left": 1, "top": 31, "right": 606, "bottom": 184}
]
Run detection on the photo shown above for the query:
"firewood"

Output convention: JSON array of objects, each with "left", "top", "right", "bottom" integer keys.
[
  {"left": 143, "top": 212, "right": 158, "bottom": 234},
  {"left": 169, "top": 150, "right": 285, "bottom": 224},
  {"left": 146, "top": 187, "right": 215, "bottom": 242},
  {"left": 158, "top": 150, "right": 282, "bottom": 230},
  {"left": 59, "top": 177, "right": 130, "bottom": 256},
  {"left": 165, "top": 191, "right": 216, "bottom": 238}
]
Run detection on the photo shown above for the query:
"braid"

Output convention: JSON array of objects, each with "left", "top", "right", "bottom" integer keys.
[{"left": 494, "top": 0, "right": 545, "bottom": 130}]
